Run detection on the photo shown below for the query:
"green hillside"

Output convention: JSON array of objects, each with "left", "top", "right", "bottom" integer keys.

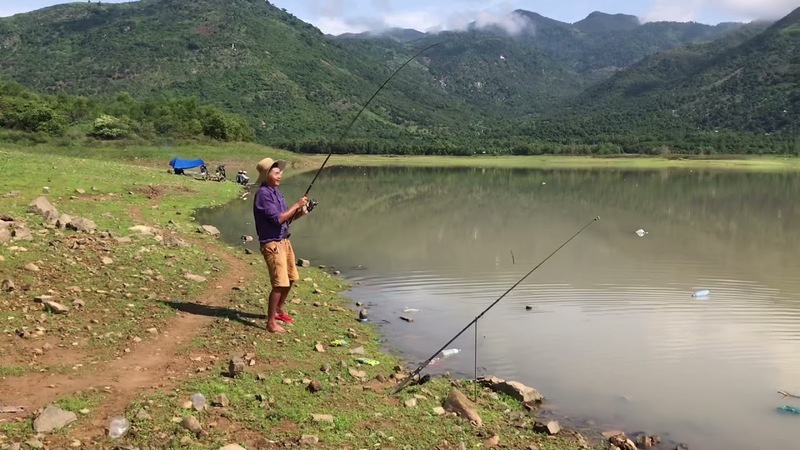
[{"left": 0, "top": 0, "right": 797, "bottom": 155}]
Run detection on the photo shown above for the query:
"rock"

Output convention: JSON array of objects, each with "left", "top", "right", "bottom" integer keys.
[
  {"left": 478, "top": 375, "right": 544, "bottom": 404},
  {"left": 9, "top": 443, "right": 21, "bottom": 450},
  {"left": 228, "top": 357, "right": 246, "bottom": 377},
  {"left": 198, "top": 225, "right": 220, "bottom": 236},
  {"left": 405, "top": 398, "right": 417, "bottom": 408},
  {"left": 1, "top": 279, "right": 14, "bottom": 292},
  {"left": 607, "top": 432, "right": 638, "bottom": 450},
  {"left": 320, "top": 363, "right": 331, "bottom": 373},
  {"left": 67, "top": 217, "right": 96, "bottom": 233},
  {"left": 73, "top": 299, "right": 85, "bottom": 308},
  {"left": 311, "top": 414, "right": 334, "bottom": 423},
  {"left": 164, "top": 235, "right": 190, "bottom": 248},
  {"left": 314, "top": 343, "right": 325, "bottom": 353},
  {"left": 28, "top": 197, "right": 59, "bottom": 222},
  {"left": 56, "top": 214, "right": 73, "bottom": 229},
  {"left": 101, "top": 256, "right": 114, "bottom": 265},
  {"left": 33, "top": 404, "right": 77, "bottom": 433},
  {"left": 484, "top": 433, "right": 500, "bottom": 447},
  {"left": 184, "top": 273, "right": 207, "bottom": 283},
  {"left": 180, "top": 415, "right": 206, "bottom": 436},
  {"left": 348, "top": 368, "right": 366, "bottom": 380},
  {"left": 212, "top": 394, "right": 230, "bottom": 407},
  {"left": 219, "top": 445, "right": 247, "bottom": 450},
  {"left": 129, "top": 225, "right": 157, "bottom": 235},
  {"left": 349, "top": 346, "right": 365, "bottom": 355},
  {"left": 635, "top": 434, "right": 660, "bottom": 449},
  {"left": 432, "top": 406, "right": 446, "bottom": 415},
  {"left": 0, "top": 227, "right": 10, "bottom": 243},
  {"left": 135, "top": 409, "right": 152, "bottom": 420},
  {"left": 296, "top": 258, "right": 310, "bottom": 267},
  {"left": 75, "top": 188, "right": 86, "bottom": 194},
  {"left": 11, "top": 224, "right": 33, "bottom": 241},
  {"left": 400, "top": 315, "right": 414, "bottom": 322},
  {"left": 443, "top": 387, "right": 482, "bottom": 426},
  {"left": 307, "top": 380, "right": 323, "bottom": 393},
  {"left": 44, "top": 301, "right": 69, "bottom": 314},
  {"left": 24, "top": 263, "right": 40, "bottom": 272},
  {"left": 533, "top": 420, "right": 560, "bottom": 435},
  {"left": 299, "top": 435, "right": 319, "bottom": 445},
  {"left": 358, "top": 309, "right": 368, "bottom": 320},
  {"left": 25, "top": 439, "right": 43, "bottom": 449}
]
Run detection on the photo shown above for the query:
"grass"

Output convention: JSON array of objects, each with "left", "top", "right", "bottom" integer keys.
[
  {"left": 0, "top": 148, "right": 240, "bottom": 371},
  {"left": 3, "top": 140, "right": 738, "bottom": 449}
]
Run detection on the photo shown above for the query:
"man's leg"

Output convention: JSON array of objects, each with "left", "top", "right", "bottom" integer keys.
[
  {"left": 267, "top": 287, "right": 289, "bottom": 333},
  {"left": 277, "top": 281, "right": 294, "bottom": 317},
  {"left": 261, "top": 241, "right": 291, "bottom": 333}
]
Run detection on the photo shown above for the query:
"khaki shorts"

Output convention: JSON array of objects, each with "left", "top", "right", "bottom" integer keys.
[{"left": 260, "top": 239, "right": 300, "bottom": 288}]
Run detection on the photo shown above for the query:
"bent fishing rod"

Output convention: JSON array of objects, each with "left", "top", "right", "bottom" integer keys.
[
  {"left": 287, "top": 41, "right": 443, "bottom": 224},
  {"left": 391, "top": 215, "right": 601, "bottom": 395}
]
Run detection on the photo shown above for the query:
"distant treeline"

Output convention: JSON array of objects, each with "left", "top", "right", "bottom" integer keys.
[{"left": 0, "top": 80, "right": 254, "bottom": 143}]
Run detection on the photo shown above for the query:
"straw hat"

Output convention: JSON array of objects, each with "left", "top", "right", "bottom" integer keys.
[{"left": 255, "top": 157, "right": 286, "bottom": 186}]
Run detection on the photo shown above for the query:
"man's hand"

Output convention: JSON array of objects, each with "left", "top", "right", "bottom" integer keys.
[{"left": 294, "top": 196, "right": 308, "bottom": 210}]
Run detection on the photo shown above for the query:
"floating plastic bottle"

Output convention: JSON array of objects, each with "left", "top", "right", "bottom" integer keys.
[
  {"left": 777, "top": 405, "right": 800, "bottom": 415},
  {"left": 191, "top": 392, "right": 206, "bottom": 411},
  {"left": 440, "top": 349, "right": 461, "bottom": 358},
  {"left": 108, "top": 416, "right": 130, "bottom": 439},
  {"left": 692, "top": 289, "right": 710, "bottom": 298}
]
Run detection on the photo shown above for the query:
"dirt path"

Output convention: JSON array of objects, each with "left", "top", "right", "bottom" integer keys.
[{"left": 0, "top": 205, "right": 258, "bottom": 428}]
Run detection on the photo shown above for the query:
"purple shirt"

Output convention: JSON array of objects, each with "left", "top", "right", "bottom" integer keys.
[{"left": 253, "top": 185, "right": 289, "bottom": 245}]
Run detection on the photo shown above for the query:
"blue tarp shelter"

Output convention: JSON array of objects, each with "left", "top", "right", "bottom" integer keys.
[{"left": 169, "top": 158, "right": 205, "bottom": 170}]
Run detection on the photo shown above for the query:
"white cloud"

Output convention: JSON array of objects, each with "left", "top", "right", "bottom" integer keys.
[{"left": 644, "top": 0, "right": 798, "bottom": 23}]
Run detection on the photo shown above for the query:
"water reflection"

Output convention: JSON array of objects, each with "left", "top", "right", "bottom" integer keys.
[{"left": 197, "top": 166, "right": 800, "bottom": 450}]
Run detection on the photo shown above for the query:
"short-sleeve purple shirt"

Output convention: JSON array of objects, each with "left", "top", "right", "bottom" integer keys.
[{"left": 253, "top": 185, "right": 289, "bottom": 245}]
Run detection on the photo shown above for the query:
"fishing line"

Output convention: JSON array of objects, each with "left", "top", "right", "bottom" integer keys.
[
  {"left": 287, "top": 40, "right": 444, "bottom": 224},
  {"left": 391, "top": 216, "right": 601, "bottom": 395}
]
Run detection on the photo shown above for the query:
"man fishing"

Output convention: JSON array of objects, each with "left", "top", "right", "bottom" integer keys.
[{"left": 253, "top": 157, "right": 309, "bottom": 333}]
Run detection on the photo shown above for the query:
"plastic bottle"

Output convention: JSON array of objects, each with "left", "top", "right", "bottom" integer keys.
[
  {"left": 440, "top": 349, "right": 461, "bottom": 358},
  {"left": 108, "top": 416, "right": 130, "bottom": 439},
  {"left": 777, "top": 405, "right": 800, "bottom": 415},
  {"left": 692, "top": 289, "right": 710, "bottom": 298},
  {"left": 191, "top": 393, "right": 206, "bottom": 411}
]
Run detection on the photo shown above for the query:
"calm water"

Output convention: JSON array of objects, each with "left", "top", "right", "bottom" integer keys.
[{"left": 197, "top": 166, "right": 800, "bottom": 450}]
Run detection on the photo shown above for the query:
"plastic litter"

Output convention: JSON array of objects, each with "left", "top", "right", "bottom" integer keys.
[
  {"left": 440, "top": 349, "right": 461, "bottom": 358},
  {"left": 635, "top": 229, "right": 648, "bottom": 237},
  {"left": 692, "top": 289, "right": 710, "bottom": 298},
  {"left": 108, "top": 416, "right": 130, "bottom": 439},
  {"left": 777, "top": 405, "right": 800, "bottom": 415},
  {"left": 330, "top": 339, "right": 348, "bottom": 347},
  {"left": 191, "top": 392, "right": 206, "bottom": 411},
  {"left": 355, "top": 357, "right": 380, "bottom": 366},
  {"left": 403, "top": 308, "right": 419, "bottom": 313}
]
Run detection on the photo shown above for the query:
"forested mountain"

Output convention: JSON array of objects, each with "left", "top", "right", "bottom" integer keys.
[{"left": 0, "top": 0, "right": 797, "bottom": 155}]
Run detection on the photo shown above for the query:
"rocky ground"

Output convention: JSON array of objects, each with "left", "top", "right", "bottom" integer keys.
[{"left": 0, "top": 149, "right": 680, "bottom": 449}]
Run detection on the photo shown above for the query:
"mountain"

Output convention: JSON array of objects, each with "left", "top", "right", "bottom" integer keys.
[
  {"left": 337, "top": 28, "right": 426, "bottom": 43},
  {"left": 566, "top": 8, "right": 798, "bottom": 139},
  {"left": 573, "top": 12, "right": 640, "bottom": 33},
  {"left": 0, "top": 0, "right": 796, "bottom": 154},
  {"left": 0, "top": 0, "right": 479, "bottom": 148}
]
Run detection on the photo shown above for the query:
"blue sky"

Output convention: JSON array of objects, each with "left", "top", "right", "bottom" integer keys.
[{"left": 2, "top": 1, "right": 797, "bottom": 35}]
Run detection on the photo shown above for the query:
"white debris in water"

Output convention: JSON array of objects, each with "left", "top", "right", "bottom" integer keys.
[{"left": 635, "top": 229, "right": 648, "bottom": 237}]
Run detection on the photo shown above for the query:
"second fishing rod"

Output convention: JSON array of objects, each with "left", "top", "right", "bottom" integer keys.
[
  {"left": 392, "top": 215, "right": 601, "bottom": 396},
  {"left": 287, "top": 41, "right": 443, "bottom": 225}
]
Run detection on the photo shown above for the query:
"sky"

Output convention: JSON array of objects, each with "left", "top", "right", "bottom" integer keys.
[{"left": 1, "top": 0, "right": 797, "bottom": 35}]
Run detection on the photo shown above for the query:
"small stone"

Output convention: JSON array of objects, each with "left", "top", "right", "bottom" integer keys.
[
  {"left": 300, "top": 435, "right": 319, "bottom": 445},
  {"left": 400, "top": 315, "right": 414, "bottom": 322},
  {"left": 101, "top": 256, "right": 113, "bottom": 265},
  {"left": 405, "top": 398, "right": 417, "bottom": 408},
  {"left": 433, "top": 406, "right": 445, "bottom": 415},
  {"left": 24, "top": 263, "right": 40, "bottom": 272},
  {"left": 314, "top": 343, "right": 325, "bottom": 353},
  {"left": 359, "top": 309, "right": 368, "bottom": 320},
  {"left": 307, "top": 380, "right": 323, "bottom": 393},
  {"left": 311, "top": 414, "right": 334, "bottom": 423},
  {"left": 212, "top": 394, "right": 230, "bottom": 407}
]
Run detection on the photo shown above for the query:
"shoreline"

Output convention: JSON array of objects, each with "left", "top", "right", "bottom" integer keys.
[{"left": 0, "top": 143, "right": 760, "bottom": 448}]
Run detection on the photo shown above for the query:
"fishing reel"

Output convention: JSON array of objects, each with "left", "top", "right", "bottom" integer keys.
[{"left": 306, "top": 198, "right": 319, "bottom": 213}]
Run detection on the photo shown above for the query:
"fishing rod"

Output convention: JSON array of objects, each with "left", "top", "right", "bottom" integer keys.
[
  {"left": 288, "top": 41, "right": 443, "bottom": 223},
  {"left": 391, "top": 216, "right": 601, "bottom": 395}
]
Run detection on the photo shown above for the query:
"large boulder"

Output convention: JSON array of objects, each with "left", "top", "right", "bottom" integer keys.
[
  {"left": 28, "top": 197, "right": 59, "bottom": 222},
  {"left": 33, "top": 405, "right": 77, "bottom": 433},
  {"left": 443, "top": 387, "right": 482, "bottom": 426},
  {"left": 478, "top": 375, "right": 544, "bottom": 404}
]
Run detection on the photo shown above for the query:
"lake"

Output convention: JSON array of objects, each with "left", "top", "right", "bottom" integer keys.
[{"left": 196, "top": 165, "right": 800, "bottom": 450}]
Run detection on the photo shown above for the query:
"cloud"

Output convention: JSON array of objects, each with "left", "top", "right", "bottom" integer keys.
[
  {"left": 439, "top": 8, "right": 532, "bottom": 34},
  {"left": 644, "top": 0, "right": 798, "bottom": 23}
]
